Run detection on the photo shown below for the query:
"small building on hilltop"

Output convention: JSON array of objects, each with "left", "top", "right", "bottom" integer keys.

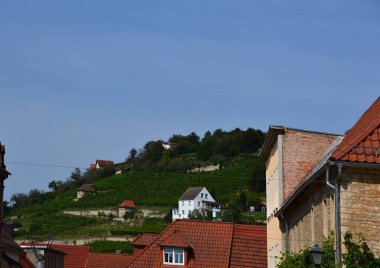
[
  {"left": 118, "top": 200, "right": 136, "bottom": 218},
  {"left": 172, "top": 187, "right": 220, "bottom": 221},
  {"left": 90, "top": 160, "right": 114, "bottom": 169},
  {"left": 76, "top": 184, "right": 96, "bottom": 199}
]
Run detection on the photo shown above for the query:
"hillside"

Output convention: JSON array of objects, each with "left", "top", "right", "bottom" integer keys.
[{"left": 9, "top": 156, "right": 265, "bottom": 240}]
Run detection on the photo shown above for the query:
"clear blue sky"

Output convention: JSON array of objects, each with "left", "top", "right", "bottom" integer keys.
[{"left": 1, "top": 0, "right": 379, "bottom": 201}]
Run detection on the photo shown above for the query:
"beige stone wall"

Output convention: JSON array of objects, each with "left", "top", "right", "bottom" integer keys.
[
  {"left": 284, "top": 165, "right": 380, "bottom": 258},
  {"left": 282, "top": 130, "right": 338, "bottom": 201},
  {"left": 285, "top": 180, "right": 335, "bottom": 252},
  {"left": 340, "top": 166, "right": 380, "bottom": 257}
]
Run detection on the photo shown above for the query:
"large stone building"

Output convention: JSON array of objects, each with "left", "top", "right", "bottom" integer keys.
[
  {"left": 261, "top": 97, "right": 380, "bottom": 267},
  {"left": 259, "top": 126, "right": 340, "bottom": 267}
]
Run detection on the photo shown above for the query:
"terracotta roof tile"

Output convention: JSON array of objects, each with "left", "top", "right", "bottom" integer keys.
[
  {"left": 331, "top": 97, "right": 380, "bottom": 163},
  {"left": 20, "top": 243, "right": 91, "bottom": 268},
  {"left": 118, "top": 200, "right": 136, "bottom": 208},
  {"left": 159, "top": 231, "right": 192, "bottom": 248},
  {"left": 230, "top": 225, "right": 267, "bottom": 268},
  {"left": 131, "top": 234, "right": 159, "bottom": 246},
  {"left": 126, "top": 220, "right": 267, "bottom": 268},
  {"left": 85, "top": 252, "right": 133, "bottom": 268},
  {"left": 46, "top": 244, "right": 90, "bottom": 268}
]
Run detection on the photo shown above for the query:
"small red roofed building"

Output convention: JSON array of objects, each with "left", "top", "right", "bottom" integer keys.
[
  {"left": 118, "top": 200, "right": 136, "bottom": 218},
  {"left": 76, "top": 184, "right": 96, "bottom": 200},
  {"left": 127, "top": 220, "right": 267, "bottom": 268},
  {"left": 90, "top": 160, "right": 114, "bottom": 169}
]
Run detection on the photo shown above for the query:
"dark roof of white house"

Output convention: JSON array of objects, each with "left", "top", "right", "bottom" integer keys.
[{"left": 179, "top": 187, "right": 204, "bottom": 200}]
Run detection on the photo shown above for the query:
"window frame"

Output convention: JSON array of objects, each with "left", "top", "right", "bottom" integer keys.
[{"left": 163, "top": 247, "right": 185, "bottom": 265}]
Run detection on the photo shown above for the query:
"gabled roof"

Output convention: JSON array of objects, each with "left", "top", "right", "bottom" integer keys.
[
  {"left": 84, "top": 252, "right": 134, "bottom": 268},
  {"left": 78, "top": 184, "right": 96, "bottom": 193},
  {"left": 131, "top": 234, "right": 159, "bottom": 246},
  {"left": 159, "top": 230, "right": 192, "bottom": 248},
  {"left": 126, "top": 220, "right": 267, "bottom": 268},
  {"left": 118, "top": 200, "right": 136, "bottom": 208},
  {"left": 96, "top": 160, "right": 114, "bottom": 167},
  {"left": 330, "top": 97, "right": 380, "bottom": 163},
  {"left": 179, "top": 187, "right": 204, "bottom": 201},
  {"left": 21, "top": 243, "right": 91, "bottom": 268}
]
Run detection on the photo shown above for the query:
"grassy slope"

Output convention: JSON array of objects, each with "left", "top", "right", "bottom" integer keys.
[{"left": 11, "top": 156, "right": 264, "bottom": 239}]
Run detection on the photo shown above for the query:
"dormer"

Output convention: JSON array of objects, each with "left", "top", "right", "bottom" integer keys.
[{"left": 159, "top": 231, "right": 192, "bottom": 266}]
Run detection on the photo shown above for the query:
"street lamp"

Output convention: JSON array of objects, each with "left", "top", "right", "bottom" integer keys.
[{"left": 310, "top": 244, "right": 324, "bottom": 267}]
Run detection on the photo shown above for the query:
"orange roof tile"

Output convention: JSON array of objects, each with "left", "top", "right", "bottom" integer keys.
[
  {"left": 126, "top": 220, "right": 267, "bottom": 268},
  {"left": 52, "top": 244, "right": 91, "bottom": 268},
  {"left": 20, "top": 243, "right": 91, "bottom": 268},
  {"left": 230, "top": 225, "right": 267, "bottom": 268},
  {"left": 84, "top": 252, "right": 134, "bottom": 268},
  {"left": 131, "top": 234, "right": 159, "bottom": 246},
  {"left": 159, "top": 231, "right": 192, "bottom": 248},
  {"left": 118, "top": 200, "right": 136, "bottom": 208},
  {"left": 331, "top": 97, "right": 380, "bottom": 163}
]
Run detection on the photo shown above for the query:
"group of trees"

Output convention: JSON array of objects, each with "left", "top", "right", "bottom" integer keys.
[
  {"left": 10, "top": 166, "right": 116, "bottom": 209},
  {"left": 126, "top": 128, "right": 265, "bottom": 173}
]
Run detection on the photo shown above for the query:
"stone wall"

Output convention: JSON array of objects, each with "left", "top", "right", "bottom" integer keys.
[
  {"left": 285, "top": 179, "right": 335, "bottom": 252},
  {"left": 284, "top": 165, "right": 380, "bottom": 257},
  {"left": 341, "top": 166, "right": 380, "bottom": 256}
]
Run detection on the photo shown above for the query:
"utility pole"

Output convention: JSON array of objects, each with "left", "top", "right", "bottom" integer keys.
[{"left": 0, "top": 143, "right": 11, "bottom": 268}]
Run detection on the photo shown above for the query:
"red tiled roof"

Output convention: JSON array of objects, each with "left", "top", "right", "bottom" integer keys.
[
  {"left": 331, "top": 97, "right": 380, "bottom": 163},
  {"left": 131, "top": 234, "right": 159, "bottom": 246},
  {"left": 126, "top": 220, "right": 267, "bottom": 268},
  {"left": 20, "top": 243, "right": 90, "bottom": 268},
  {"left": 84, "top": 252, "right": 134, "bottom": 268},
  {"left": 159, "top": 231, "right": 192, "bottom": 248},
  {"left": 230, "top": 225, "right": 267, "bottom": 268},
  {"left": 52, "top": 244, "right": 91, "bottom": 268},
  {"left": 118, "top": 200, "right": 136, "bottom": 208},
  {"left": 96, "top": 160, "right": 114, "bottom": 167},
  {"left": 90, "top": 164, "right": 96, "bottom": 169}
]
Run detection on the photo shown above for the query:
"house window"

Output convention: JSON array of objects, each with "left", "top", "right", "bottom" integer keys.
[
  {"left": 205, "top": 194, "right": 208, "bottom": 198},
  {"left": 188, "top": 201, "right": 191, "bottom": 206},
  {"left": 182, "top": 210, "right": 185, "bottom": 215},
  {"left": 182, "top": 201, "right": 184, "bottom": 206},
  {"left": 201, "top": 193, "right": 204, "bottom": 198},
  {"left": 198, "top": 201, "right": 200, "bottom": 206},
  {"left": 163, "top": 247, "right": 184, "bottom": 265}
]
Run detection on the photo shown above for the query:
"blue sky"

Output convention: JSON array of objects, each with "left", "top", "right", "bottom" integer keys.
[{"left": 1, "top": 0, "right": 379, "bottom": 200}]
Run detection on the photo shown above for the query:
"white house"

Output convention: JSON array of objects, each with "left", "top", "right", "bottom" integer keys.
[{"left": 172, "top": 187, "right": 220, "bottom": 221}]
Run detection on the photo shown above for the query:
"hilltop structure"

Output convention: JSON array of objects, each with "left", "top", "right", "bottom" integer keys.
[
  {"left": 90, "top": 160, "right": 114, "bottom": 169},
  {"left": 76, "top": 184, "right": 96, "bottom": 200},
  {"left": 172, "top": 187, "right": 220, "bottom": 221}
]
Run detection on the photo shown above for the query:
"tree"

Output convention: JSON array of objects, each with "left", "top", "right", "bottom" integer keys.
[
  {"left": 128, "top": 148, "right": 137, "bottom": 161},
  {"left": 70, "top": 168, "right": 82, "bottom": 182},
  {"left": 48, "top": 180, "right": 59, "bottom": 192},
  {"left": 188, "top": 208, "right": 212, "bottom": 221}
]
